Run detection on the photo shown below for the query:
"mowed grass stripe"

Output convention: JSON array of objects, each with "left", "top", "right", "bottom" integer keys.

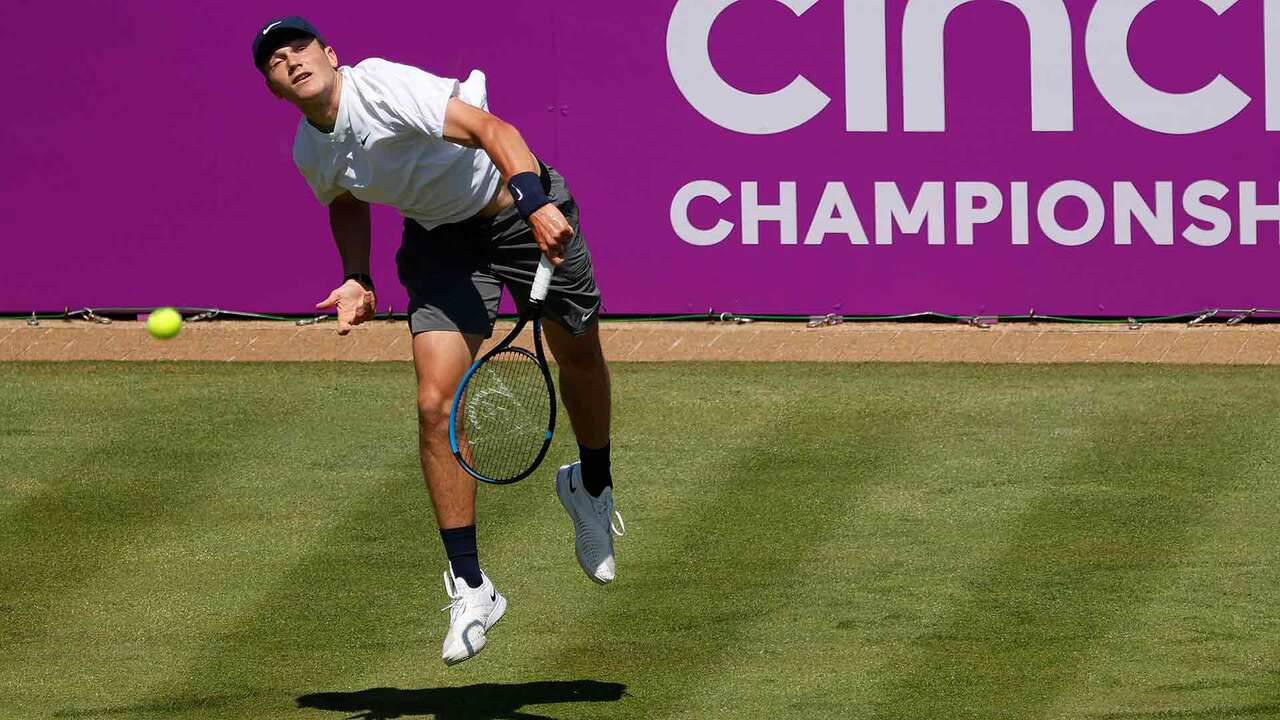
[
  {"left": 1044, "top": 398, "right": 1280, "bottom": 719},
  {"left": 0, "top": 365, "right": 293, "bottom": 637},
  {"left": 865, "top": 370, "right": 1280, "bottom": 720},
  {"left": 637, "top": 382, "right": 942, "bottom": 718},
  {"left": 118, "top": 471, "right": 436, "bottom": 717},
  {"left": 69, "top": 451, "right": 424, "bottom": 710},
  {"left": 1053, "top": 375, "right": 1280, "bottom": 719},
  {"left": 0, "top": 362, "right": 422, "bottom": 717},
  {"left": 677, "top": 368, "right": 1127, "bottom": 718},
  {"left": 0, "top": 375, "right": 293, "bottom": 711},
  {"left": 0, "top": 368, "right": 123, "bottom": 510}
]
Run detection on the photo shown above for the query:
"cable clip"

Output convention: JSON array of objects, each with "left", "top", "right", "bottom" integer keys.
[
  {"left": 806, "top": 314, "right": 844, "bottom": 328},
  {"left": 1227, "top": 308, "right": 1257, "bottom": 326},
  {"left": 79, "top": 308, "right": 112, "bottom": 325},
  {"left": 296, "top": 315, "right": 332, "bottom": 327},
  {"left": 189, "top": 310, "right": 219, "bottom": 323},
  {"left": 26, "top": 312, "right": 39, "bottom": 327},
  {"left": 1188, "top": 309, "right": 1218, "bottom": 327},
  {"left": 965, "top": 316, "right": 996, "bottom": 329}
]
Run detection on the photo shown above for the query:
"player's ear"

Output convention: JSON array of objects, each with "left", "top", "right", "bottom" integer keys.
[{"left": 325, "top": 44, "right": 338, "bottom": 69}]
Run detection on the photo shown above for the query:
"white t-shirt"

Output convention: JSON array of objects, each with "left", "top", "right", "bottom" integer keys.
[{"left": 292, "top": 58, "right": 502, "bottom": 230}]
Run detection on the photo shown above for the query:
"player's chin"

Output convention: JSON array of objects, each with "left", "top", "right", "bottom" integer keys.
[
  {"left": 289, "top": 87, "right": 321, "bottom": 104},
  {"left": 284, "top": 81, "right": 323, "bottom": 103}
]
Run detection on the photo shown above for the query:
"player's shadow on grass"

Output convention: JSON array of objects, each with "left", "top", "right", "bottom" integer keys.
[{"left": 296, "top": 680, "right": 626, "bottom": 720}]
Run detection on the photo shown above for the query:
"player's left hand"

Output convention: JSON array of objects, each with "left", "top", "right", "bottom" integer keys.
[
  {"left": 528, "top": 204, "right": 572, "bottom": 266},
  {"left": 315, "top": 279, "right": 376, "bottom": 336}
]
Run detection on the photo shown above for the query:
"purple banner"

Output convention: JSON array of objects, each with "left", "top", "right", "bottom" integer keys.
[{"left": 3, "top": 1, "right": 1279, "bottom": 316}]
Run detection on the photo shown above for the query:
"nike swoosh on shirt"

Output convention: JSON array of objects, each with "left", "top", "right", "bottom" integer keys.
[
  {"left": 262, "top": 21, "right": 283, "bottom": 35},
  {"left": 360, "top": 133, "right": 371, "bottom": 146}
]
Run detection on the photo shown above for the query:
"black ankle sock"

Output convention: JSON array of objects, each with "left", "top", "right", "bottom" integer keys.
[
  {"left": 440, "top": 525, "right": 482, "bottom": 588},
  {"left": 578, "top": 443, "right": 613, "bottom": 498}
]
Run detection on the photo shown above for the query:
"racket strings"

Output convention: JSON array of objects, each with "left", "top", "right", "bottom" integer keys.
[{"left": 457, "top": 348, "right": 552, "bottom": 481}]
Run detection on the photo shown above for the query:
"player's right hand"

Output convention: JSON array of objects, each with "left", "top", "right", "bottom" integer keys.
[
  {"left": 528, "top": 204, "right": 572, "bottom": 266},
  {"left": 316, "top": 279, "right": 376, "bottom": 335}
]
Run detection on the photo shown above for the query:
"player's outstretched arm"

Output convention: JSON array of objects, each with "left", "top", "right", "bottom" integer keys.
[
  {"left": 442, "top": 99, "right": 573, "bottom": 265},
  {"left": 316, "top": 191, "right": 376, "bottom": 335}
]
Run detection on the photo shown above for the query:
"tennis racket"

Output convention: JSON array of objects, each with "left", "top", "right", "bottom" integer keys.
[{"left": 448, "top": 255, "right": 557, "bottom": 484}]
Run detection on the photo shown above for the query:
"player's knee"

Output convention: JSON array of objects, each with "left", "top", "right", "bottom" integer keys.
[
  {"left": 556, "top": 341, "right": 606, "bottom": 373},
  {"left": 416, "top": 387, "right": 453, "bottom": 432}
]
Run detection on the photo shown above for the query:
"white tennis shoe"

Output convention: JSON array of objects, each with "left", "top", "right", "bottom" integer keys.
[
  {"left": 556, "top": 461, "right": 626, "bottom": 584},
  {"left": 440, "top": 569, "right": 506, "bottom": 666}
]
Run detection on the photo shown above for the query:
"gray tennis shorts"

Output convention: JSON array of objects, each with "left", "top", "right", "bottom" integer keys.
[{"left": 395, "top": 162, "right": 602, "bottom": 338}]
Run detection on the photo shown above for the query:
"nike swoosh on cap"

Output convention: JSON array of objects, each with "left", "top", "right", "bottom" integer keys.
[{"left": 262, "top": 20, "right": 283, "bottom": 35}]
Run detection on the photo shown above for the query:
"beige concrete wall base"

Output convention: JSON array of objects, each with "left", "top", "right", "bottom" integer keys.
[{"left": 4, "top": 320, "right": 1280, "bottom": 364}]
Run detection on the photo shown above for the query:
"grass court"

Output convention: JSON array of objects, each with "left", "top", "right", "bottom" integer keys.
[{"left": 2, "top": 362, "right": 1278, "bottom": 719}]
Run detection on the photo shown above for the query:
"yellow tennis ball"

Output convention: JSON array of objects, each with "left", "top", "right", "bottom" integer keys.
[{"left": 147, "top": 307, "right": 182, "bottom": 340}]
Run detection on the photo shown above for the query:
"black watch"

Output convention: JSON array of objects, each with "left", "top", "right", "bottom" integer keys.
[{"left": 344, "top": 273, "right": 375, "bottom": 292}]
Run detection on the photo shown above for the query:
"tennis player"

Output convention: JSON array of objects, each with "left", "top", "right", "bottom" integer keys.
[{"left": 253, "top": 17, "right": 624, "bottom": 666}]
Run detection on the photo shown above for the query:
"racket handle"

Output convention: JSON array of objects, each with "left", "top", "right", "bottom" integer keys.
[{"left": 531, "top": 255, "right": 555, "bottom": 304}]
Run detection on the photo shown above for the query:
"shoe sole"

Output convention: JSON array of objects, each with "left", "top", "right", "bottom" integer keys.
[
  {"left": 443, "top": 593, "right": 507, "bottom": 667},
  {"left": 557, "top": 465, "right": 614, "bottom": 585}
]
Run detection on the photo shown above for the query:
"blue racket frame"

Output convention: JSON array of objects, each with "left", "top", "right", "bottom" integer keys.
[{"left": 448, "top": 312, "right": 557, "bottom": 485}]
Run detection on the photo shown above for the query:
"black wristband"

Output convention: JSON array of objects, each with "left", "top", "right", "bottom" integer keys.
[
  {"left": 344, "top": 273, "right": 375, "bottom": 292},
  {"left": 508, "top": 172, "right": 551, "bottom": 220}
]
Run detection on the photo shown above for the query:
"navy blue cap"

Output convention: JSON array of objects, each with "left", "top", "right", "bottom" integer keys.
[{"left": 252, "top": 16, "right": 325, "bottom": 70}]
